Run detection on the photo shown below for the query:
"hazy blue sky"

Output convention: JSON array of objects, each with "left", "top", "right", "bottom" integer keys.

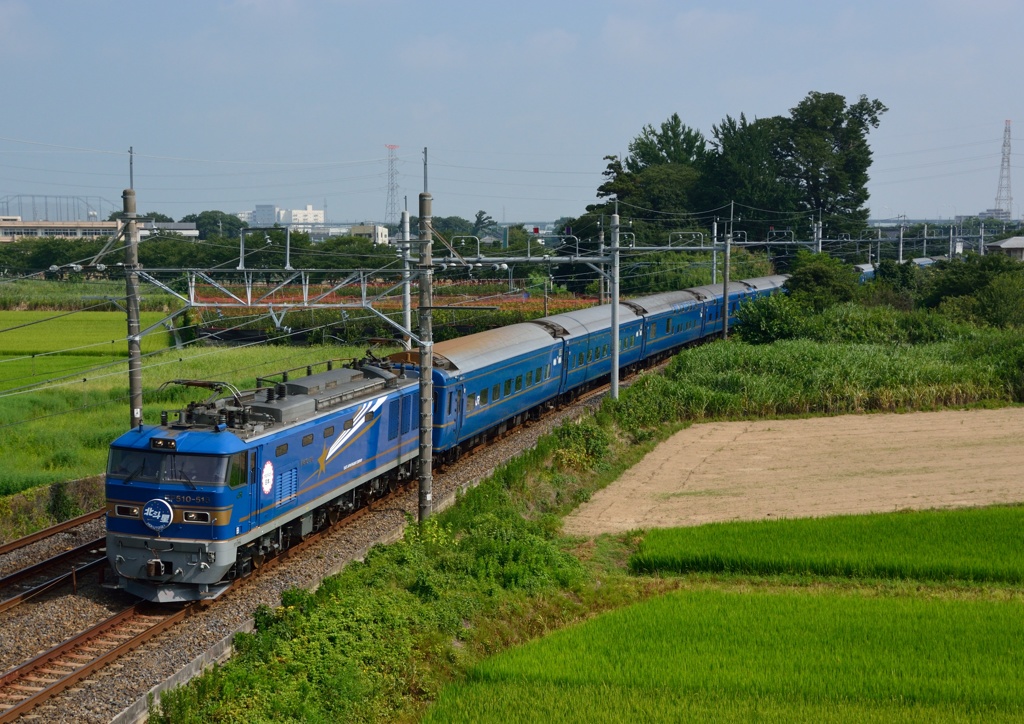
[{"left": 1, "top": 0, "right": 1020, "bottom": 225}]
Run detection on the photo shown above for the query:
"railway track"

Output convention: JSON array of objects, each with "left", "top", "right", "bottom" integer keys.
[
  {"left": 0, "top": 602, "right": 186, "bottom": 723},
  {"left": 0, "top": 509, "right": 105, "bottom": 558},
  {"left": 0, "top": 537, "right": 108, "bottom": 614},
  {"left": 0, "top": 487, "right": 397, "bottom": 722}
]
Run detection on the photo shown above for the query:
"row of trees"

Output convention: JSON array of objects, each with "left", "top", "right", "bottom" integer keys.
[
  {"left": 0, "top": 230, "right": 400, "bottom": 276},
  {"left": 108, "top": 209, "right": 248, "bottom": 241}
]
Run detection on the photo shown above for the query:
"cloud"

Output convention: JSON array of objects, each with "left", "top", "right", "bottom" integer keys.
[
  {"left": 600, "top": 8, "right": 755, "bottom": 66},
  {"left": 397, "top": 34, "right": 466, "bottom": 74},
  {"left": 0, "top": 1, "right": 40, "bottom": 57}
]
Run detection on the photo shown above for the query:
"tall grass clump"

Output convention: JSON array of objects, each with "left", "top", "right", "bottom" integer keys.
[
  {"left": 630, "top": 505, "right": 1024, "bottom": 583},
  {"left": 610, "top": 331, "right": 1024, "bottom": 437}
]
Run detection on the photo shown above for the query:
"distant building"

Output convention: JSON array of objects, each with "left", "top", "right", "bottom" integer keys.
[
  {"left": 236, "top": 210, "right": 253, "bottom": 224},
  {"left": 0, "top": 217, "right": 197, "bottom": 242},
  {"left": 0, "top": 217, "right": 117, "bottom": 242},
  {"left": 252, "top": 204, "right": 281, "bottom": 227},
  {"left": 308, "top": 226, "right": 351, "bottom": 242},
  {"left": 287, "top": 205, "right": 324, "bottom": 225},
  {"left": 978, "top": 208, "right": 1012, "bottom": 221},
  {"left": 985, "top": 236, "right": 1024, "bottom": 261},
  {"left": 350, "top": 224, "right": 389, "bottom": 245}
]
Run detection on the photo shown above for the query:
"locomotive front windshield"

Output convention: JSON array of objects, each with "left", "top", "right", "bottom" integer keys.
[{"left": 107, "top": 448, "right": 240, "bottom": 486}]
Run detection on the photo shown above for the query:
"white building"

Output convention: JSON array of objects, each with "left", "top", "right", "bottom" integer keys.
[
  {"left": 287, "top": 205, "right": 324, "bottom": 224},
  {"left": 350, "top": 224, "right": 389, "bottom": 245}
]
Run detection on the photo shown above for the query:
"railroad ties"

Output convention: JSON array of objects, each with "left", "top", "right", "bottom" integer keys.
[{"left": 0, "top": 603, "right": 188, "bottom": 723}]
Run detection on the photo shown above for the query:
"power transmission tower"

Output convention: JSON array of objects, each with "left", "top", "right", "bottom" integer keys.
[
  {"left": 385, "top": 144, "right": 400, "bottom": 226},
  {"left": 995, "top": 120, "right": 1012, "bottom": 217}
]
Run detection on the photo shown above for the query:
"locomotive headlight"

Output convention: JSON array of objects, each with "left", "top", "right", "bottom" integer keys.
[
  {"left": 183, "top": 510, "right": 211, "bottom": 523},
  {"left": 115, "top": 505, "right": 140, "bottom": 518}
]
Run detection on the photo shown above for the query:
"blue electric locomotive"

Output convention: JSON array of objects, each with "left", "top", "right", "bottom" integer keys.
[{"left": 106, "top": 360, "right": 420, "bottom": 602}]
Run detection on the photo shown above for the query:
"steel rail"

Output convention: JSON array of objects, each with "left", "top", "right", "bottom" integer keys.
[
  {"left": 0, "top": 509, "right": 105, "bottom": 557},
  {"left": 0, "top": 537, "right": 106, "bottom": 591},
  {"left": 0, "top": 602, "right": 189, "bottom": 723},
  {"left": 0, "top": 558, "right": 108, "bottom": 615}
]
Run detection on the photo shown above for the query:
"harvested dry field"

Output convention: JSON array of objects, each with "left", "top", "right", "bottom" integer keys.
[{"left": 563, "top": 407, "right": 1024, "bottom": 536}]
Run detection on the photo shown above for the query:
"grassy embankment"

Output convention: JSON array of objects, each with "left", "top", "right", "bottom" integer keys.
[{"left": 151, "top": 317, "right": 1024, "bottom": 723}]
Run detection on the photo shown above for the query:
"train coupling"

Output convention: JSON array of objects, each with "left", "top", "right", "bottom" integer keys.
[{"left": 147, "top": 558, "right": 173, "bottom": 577}]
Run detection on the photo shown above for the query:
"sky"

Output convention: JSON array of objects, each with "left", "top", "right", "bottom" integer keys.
[{"left": 1, "top": 0, "right": 1021, "bottom": 227}]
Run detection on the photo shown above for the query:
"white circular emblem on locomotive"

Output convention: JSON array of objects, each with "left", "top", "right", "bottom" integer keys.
[
  {"left": 141, "top": 498, "right": 173, "bottom": 532},
  {"left": 261, "top": 460, "right": 274, "bottom": 495}
]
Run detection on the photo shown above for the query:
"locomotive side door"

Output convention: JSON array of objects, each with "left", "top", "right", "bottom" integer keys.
[{"left": 249, "top": 447, "right": 263, "bottom": 530}]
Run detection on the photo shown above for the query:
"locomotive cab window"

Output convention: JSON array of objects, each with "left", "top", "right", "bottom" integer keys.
[
  {"left": 228, "top": 452, "right": 248, "bottom": 488},
  {"left": 275, "top": 443, "right": 288, "bottom": 457},
  {"left": 107, "top": 448, "right": 233, "bottom": 486}
]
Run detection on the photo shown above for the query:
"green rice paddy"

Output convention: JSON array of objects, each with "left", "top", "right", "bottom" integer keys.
[
  {"left": 425, "top": 588, "right": 1024, "bottom": 722},
  {"left": 629, "top": 505, "right": 1024, "bottom": 583}
]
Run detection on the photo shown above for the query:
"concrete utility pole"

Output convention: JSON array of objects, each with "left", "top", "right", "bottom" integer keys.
[
  {"left": 123, "top": 187, "right": 144, "bottom": 429},
  {"left": 597, "top": 219, "right": 606, "bottom": 304},
  {"left": 722, "top": 202, "right": 733, "bottom": 341},
  {"left": 417, "top": 188, "right": 434, "bottom": 523},
  {"left": 711, "top": 219, "right": 718, "bottom": 285},
  {"left": 401, "top": 208, "right": 412, "bottom": 349},
  {"left": 898, "top": 219, "right": 904, "bottom": 264},
  {"left": 722, "top": 232, "right": 731, "bottom": 340},
  {"left": 610, "top": 212, "right": 620, "bottom": 400}
]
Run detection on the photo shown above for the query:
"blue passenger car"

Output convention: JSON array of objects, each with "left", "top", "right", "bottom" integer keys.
[
  {"left": 423, "top": 323, "right": 564, "bottom": 455},
  {"left": 626, "top": 290, "right": 706, "bottom": 360},
  {"left": 529, "top": 304, "right": 644, "bottom": 393}
]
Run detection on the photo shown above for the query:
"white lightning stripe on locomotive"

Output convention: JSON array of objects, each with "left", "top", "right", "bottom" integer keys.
[{"left": 325, "top": 395, "right": 388, "bottom": 463}]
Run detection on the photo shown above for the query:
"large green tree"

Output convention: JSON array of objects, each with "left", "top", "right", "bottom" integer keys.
[
  {"left": 471, "top": 210, "right": 497, "bottom": 237},
  {"left": 776, "top": 92, "right": 887, "bottom": 237},
  {"left": 625, "top": 112, "right": 707, "bottom": 172},
  {"left": 698, "top": 114, "right": 799, "bottom": 237},
  {"left": 592, "top": 114, "right": 707, "bottom": 236}
]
